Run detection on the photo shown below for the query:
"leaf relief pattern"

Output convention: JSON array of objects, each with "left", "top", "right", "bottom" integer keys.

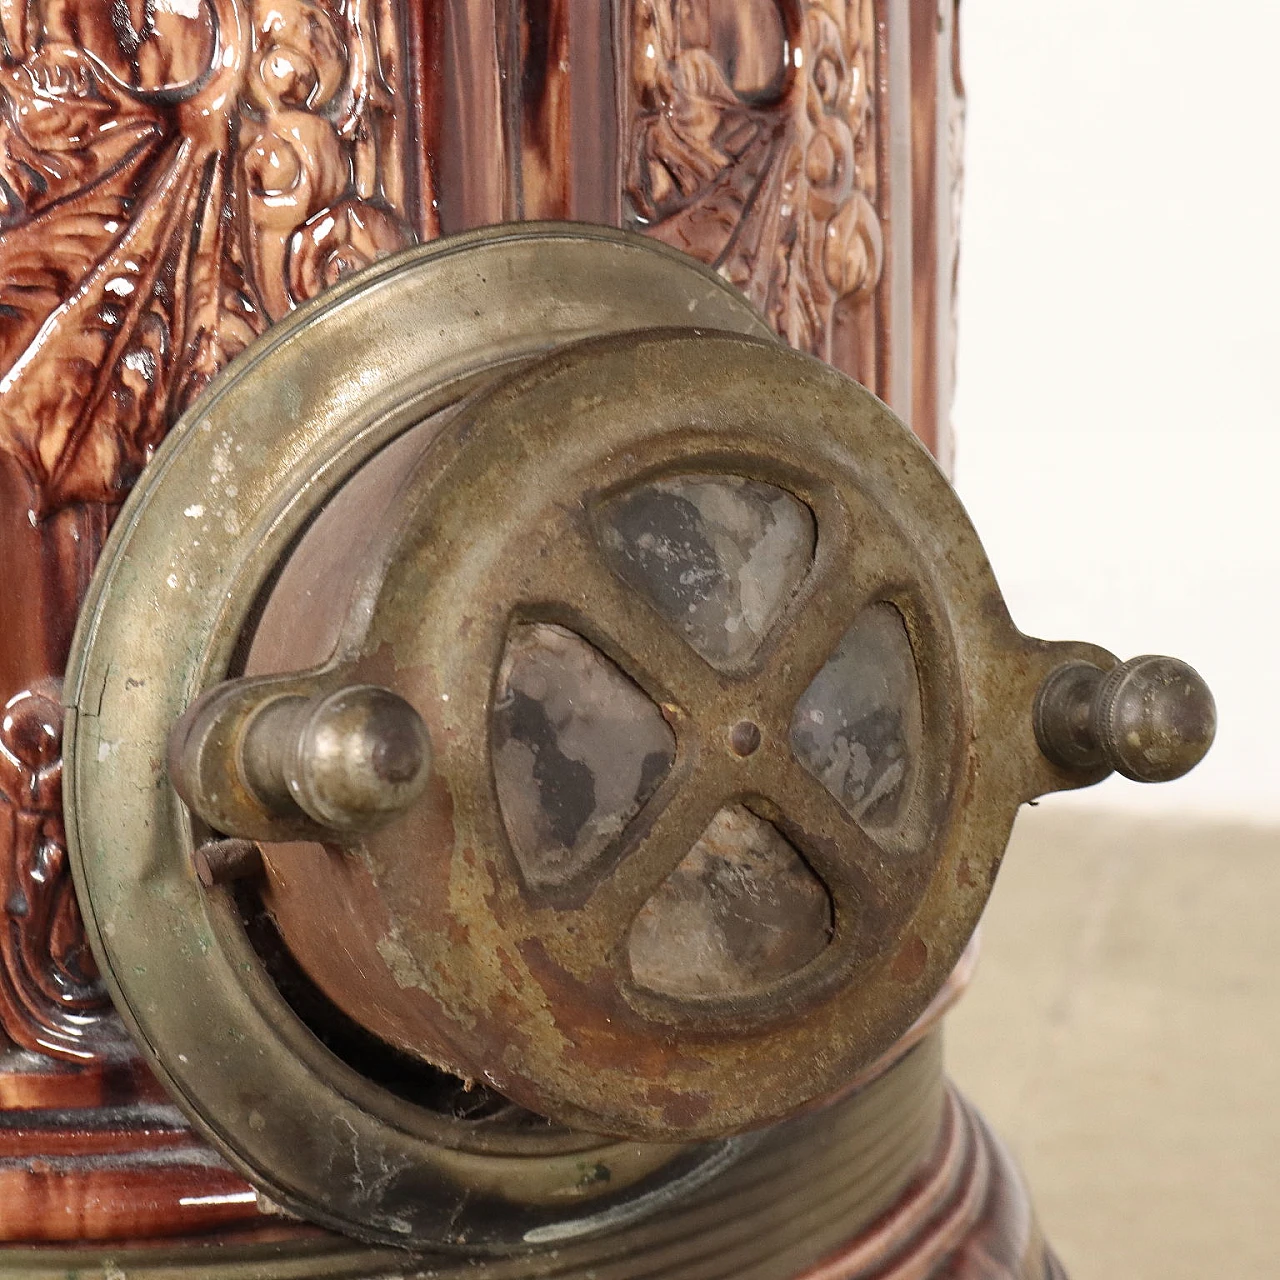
[
  {"left": 627, "top": 0, "right": 883, "bottom": 362},
  {"left": 0, "top": 0, "right": 414, "bottom": 515}
]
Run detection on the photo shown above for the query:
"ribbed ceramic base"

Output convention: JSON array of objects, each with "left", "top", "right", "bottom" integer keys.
[{"left": 0, "top": 1050, "right": 1065, "bottom": 1279}]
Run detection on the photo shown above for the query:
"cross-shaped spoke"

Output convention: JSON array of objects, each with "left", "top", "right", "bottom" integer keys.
[
  {"left": 574, "top": 756, "right": 740, "bottom": 958},
  {"left": 499, "top": 483, "right": 925, "bottom": 976},
  {"left": 513, "top": 517, "right": 727, "bottom": 713},
  {"left": 745, "top": 527, "right": 891, "bottom": 722},
  {"left": 748, "top": 750, "right": 898, "bottom": 925}
]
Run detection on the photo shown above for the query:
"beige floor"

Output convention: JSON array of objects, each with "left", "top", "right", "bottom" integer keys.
[{"left": 945, "top": 805, "right": 1279, "bottom": 1279}]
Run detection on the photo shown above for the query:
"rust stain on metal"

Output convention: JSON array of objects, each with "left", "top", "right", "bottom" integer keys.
[{"left": 891, "top": 936, "right": 929, "bottom": 985}]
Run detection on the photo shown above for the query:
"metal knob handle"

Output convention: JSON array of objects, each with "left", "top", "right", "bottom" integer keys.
[
  {"left": 239, "top": 685, "right": 432, "bottom": 833},
  {"left": 169, "top": 681, "right": 432, "bottom": 841},
  {"left": 1034, "top": 655, "right": 1216, "bottom": 783}
]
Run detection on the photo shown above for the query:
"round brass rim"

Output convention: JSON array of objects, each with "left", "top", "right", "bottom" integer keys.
[{"left": 63, "top": 225, "right": 773, "bottom": 1250}]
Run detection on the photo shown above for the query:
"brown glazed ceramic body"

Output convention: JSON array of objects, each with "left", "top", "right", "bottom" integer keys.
[{"left": 0, "top": 2, "right": 1061, "bottom": 1275}]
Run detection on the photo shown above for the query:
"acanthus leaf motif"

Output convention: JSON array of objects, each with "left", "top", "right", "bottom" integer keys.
[
  {"left": 627, "top": 0, "right": 883, "bottom": 362},
  {"left": 0, "top": 0, "right": 415, "bottom": 515}
]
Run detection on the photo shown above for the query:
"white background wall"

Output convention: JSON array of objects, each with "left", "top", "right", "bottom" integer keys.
[{"left": 952, "top": 0, "right": 1280, "bottom": 823}]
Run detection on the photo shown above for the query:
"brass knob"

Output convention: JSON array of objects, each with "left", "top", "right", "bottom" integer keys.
[
  {"left": 1034, "top": 655, "right": 1216, "bottom": 783},
  {"left": 239, "top": 685, "right": 432, "bottom": 834},
  {"left": 169, "top": 681, "right": 432, "bottom": 840}
]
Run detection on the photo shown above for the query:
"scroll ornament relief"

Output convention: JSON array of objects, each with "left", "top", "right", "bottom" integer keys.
[
  {"left": 0, "top": 682, "right": 106, "bottom": 1059},
  {"left": 0, "top": 0, "right": 414, "bottom": 515},
  {"left": 627, "top": 0, "right": 883, "bottom": 363},
  {"left": 0, "top": 0, "right": 413, "bottom": 1061}
]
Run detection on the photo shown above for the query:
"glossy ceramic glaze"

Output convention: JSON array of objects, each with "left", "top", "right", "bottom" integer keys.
[{"left": 0, "top": 3, "right": 1058, "bottom": 1276}]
